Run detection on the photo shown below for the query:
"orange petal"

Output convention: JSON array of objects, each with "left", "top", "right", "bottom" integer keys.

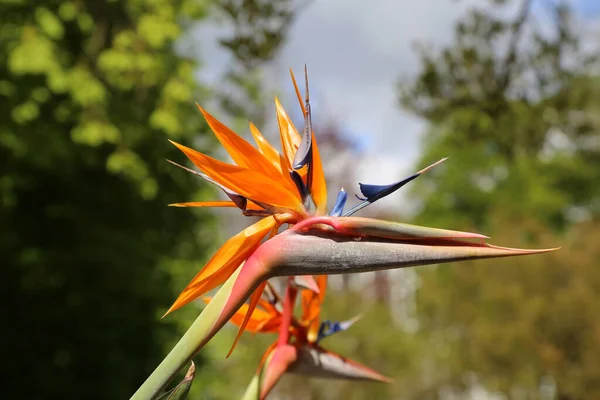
[
  {"left": 168, "top": 201, "right": 239, "bottom": 208},
  {"left": 204, "top": 296, "right": 280, "bottom": 331},
  {"left": 249, "top": 122, "right": 284, "bottom": 172},
  {"left": 274, "top": 97, "right": 302, "bottom": 171},
  {"left": 170, "top": 200, "right": 265, "bottom": 212},
  {"left": 232, "top": 311, "right": 271, "bottom": 332},
  {"left": 289, "top": 68, "right": 306, "bottom": 116},
  {"left": 227, "top": 281, "right": 268, "bottom": 358},
  {"left": 301, "top": 275, "right": 327, "bottom": 319},
  {"left": 258, "top": 296, "right": 281, "bottom": 317},
  {"left": 169, "top": 140, "right": 302, "bottom": 211},
  {"left": 197, "top": 105, "right": 287, "bottom": 181},
  {"left": 301, "top": 276, "right": 328, "bottom": 341},
  {"left": 164, "top": 216, "right": 278, "bottom": 316},
  {"left": 249, "top": 122, "right": 300, "bottom": 194},
  {"left": 309, "top": 131, "right": 328, "bottom": 214},
  {"left": 316, "top": 275, "right": 328, "bottom": 295}
]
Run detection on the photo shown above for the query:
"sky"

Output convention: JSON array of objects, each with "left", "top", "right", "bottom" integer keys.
[
  {"left": 194, "top": 0, "right": 600, "bottom": 198},
  {"left": 272, "top": 0, "right": 477, "bottom": 161},
  {"left": 195, "top": 1, "right": 480, "bottom": 190}
]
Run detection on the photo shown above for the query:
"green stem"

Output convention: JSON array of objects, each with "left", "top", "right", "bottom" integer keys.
[
  {"left": 240, "top": 374, "right": 261, "bottom": 400},
  {"left": 131, "top": 267, "right": 242, "bottom": 400},
  {"left": 240, "top": 352, "right": 272, "bottom": 400}
]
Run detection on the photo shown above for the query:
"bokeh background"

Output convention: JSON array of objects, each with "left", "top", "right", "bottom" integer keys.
[{"left": 3, "top": 0, "right": 600, "bottom": 399}]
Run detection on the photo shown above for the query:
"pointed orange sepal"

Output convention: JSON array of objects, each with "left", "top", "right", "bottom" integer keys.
[
  {"left": 201, "top": 296, "right": 281, "bottom": 334},
  {"left": 309, "top": 130, "right": 328, "bottom": 213},
  {"left": 168, "top": 200, "right": 265, "bottom": 212},
  {"left": 226, "top": 281, "right": 268, "bottom": 358},
  {"left": 248, "top": 122, "right": 285, "bottom": 172},
  {"left": 274, "top": 97, "right": 302, "bottom": 172},
  {"left": 301, "top": 275, "right": 328, "bottom": 341},
  {"left": 168, "top": 201, "right": 239, "bottom": 208},
  {"left": 164, "top": 216, "right": 278, "bottom": 317},
  {"left": 290, "top": 68, "right": 306, "bottom": 116},
  {"left": 197, "top": 105, "right": 295, "bottom": 194},
  {"left": 169, "top": 140, "right": 302, "bottom": 211}
]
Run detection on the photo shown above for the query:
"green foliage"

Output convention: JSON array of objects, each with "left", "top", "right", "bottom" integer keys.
[
  {"left": 2, "top": 0, "right": 210, "bottom": 198},
  {"left": 399, "top": 0, "right": 600, "bottom": 230},
  {"left": 0, "top": 0, "right": 216, "bottom": 398},
  {"left": 395, "top": 0, "right": 600, "bottom": 398},
  {"left": 214, "top": 0, "right": 302, "bottom": 129},
  {"left": 415, "top": 217, "right": 600, "bottom": 399}
]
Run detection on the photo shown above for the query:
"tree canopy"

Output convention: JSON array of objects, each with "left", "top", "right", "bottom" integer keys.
[
  {"left": 398, "top": 1, "right": 600, "bottom": 398},
  {"left": 400, "top": 0, "right": 600, "bottom": 231}
]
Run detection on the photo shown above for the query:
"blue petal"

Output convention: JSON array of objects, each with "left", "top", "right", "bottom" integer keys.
[
  {"left": 341, "top": 174, "right": 418, "bottom": 217},
  {"left": 330, "top": 188, "right": 348, "bottom": 216},
  {"left": 316, "top": 315, "right": 361, "bottom": 342},
  {"left": 342, "top": 158, "right": 448, "bottom": 217},
  {"left": 317, "top": 320, "right": 332, "bottom": 342},
  {"left": 358, "top": 173, "right": 419, "bottom": 202},
  {"left": 317, "top": 321, "right": 344, "bottom": 342}
]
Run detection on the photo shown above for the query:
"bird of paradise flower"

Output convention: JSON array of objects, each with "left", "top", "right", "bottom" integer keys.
[
  {"left": 131, "top": 68, "right": 557, "bottom": 400},
  {"left": 204, "top": 276, "right": 382, "bottom": 399}
]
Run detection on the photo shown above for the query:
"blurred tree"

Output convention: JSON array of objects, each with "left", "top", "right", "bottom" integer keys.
[
  {"left": 400, "top": 0, "right": 600, "bottom": 231},
  {"left": 414, "top": 215, "right": 600, "bottom": 400},
  {"left": 1, "top": 0, "right": 306, "bottom": 397},
  {"left": 0, "top": 0, "right": 217, "bottom": 398},
  {"left": 396, "top": 0, "right": 600, "bottom": 398}
]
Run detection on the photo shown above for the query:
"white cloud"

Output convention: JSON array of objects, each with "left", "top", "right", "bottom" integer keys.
[
  {"left": 269, "top": 0, "right": 479, "bottom": 179},
  {"left": 193, "top": 1, "right": 477, "bottom": 163}
]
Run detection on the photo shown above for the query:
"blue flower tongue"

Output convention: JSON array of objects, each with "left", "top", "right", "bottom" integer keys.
[
  {"left": 317, "top": 314, "right": 362, "bottom": 343},
  {"left": 317, "top": 321, "right": 334, "bottom": 342},
  {"left": 330, "top": 188, "right": 348, "bottom": 217},
  {"left": 343, "top": 157, "right": 448, "bottom": 216},
  {"left": 357, "top": 173, "right": 420, "bottom": 202},
  {"left": 290, "top": 66, "right": 316, "bottom": 209}
]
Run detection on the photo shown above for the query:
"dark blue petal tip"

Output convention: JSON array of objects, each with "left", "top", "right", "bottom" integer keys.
[
  {"left": 330, "top": 188, "right": 348, "bottom": 217},
  {"left": 342, "top": 158, "right": 448, "bottom": 217}
]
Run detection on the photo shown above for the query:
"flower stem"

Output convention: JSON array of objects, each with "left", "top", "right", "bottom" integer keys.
[{"left": 131, "top": 267, "right": 242, "bottom": 400}]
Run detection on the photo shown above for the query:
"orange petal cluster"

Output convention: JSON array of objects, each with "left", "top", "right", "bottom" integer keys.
[{"left": 165, "top": 69, "right": 328, "bottom": 329}]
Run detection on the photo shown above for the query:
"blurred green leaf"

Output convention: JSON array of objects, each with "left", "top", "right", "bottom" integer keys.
[{"left": 394, "top": 0, "right": 600, "bottom": 398}]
